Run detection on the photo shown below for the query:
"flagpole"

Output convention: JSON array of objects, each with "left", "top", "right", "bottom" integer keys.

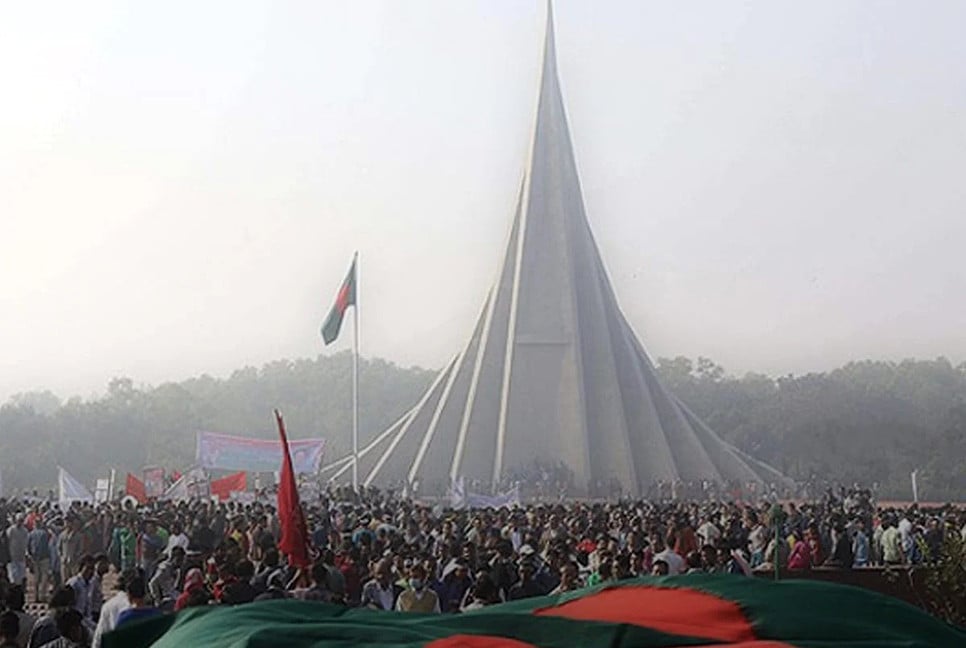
[{"left": 352, "top": 251, "right": 360, "bottom": 491}]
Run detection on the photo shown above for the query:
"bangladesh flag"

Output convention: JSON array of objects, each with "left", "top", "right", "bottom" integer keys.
[
  {"left": 103, "top": 575, "right": 963, "bottom": 648},
  {"left": 321, "top": 257, "right": 356, "bottom": 345}
]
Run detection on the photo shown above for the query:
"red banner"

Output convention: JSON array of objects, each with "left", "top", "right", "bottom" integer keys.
[
  {"left": 126, "top": 473, "right": 147, "bottom": 504},
  {"left": 211, "top": 471, "right": 247, "bottom": 501}
]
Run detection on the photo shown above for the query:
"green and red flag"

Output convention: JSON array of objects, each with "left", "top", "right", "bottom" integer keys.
[
  {"left": 321, "top": 257, "right": 356, "bottom": 345},
  {"left": 103, "top": 574, "right": 964, "bottom": 648}
]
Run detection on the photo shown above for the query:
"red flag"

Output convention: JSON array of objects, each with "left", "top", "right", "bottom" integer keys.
[
  {"left": 126, "top": 473, "right": 147, "bottom": 504},
  {"left": 274, "top": 409, "right": 311, "bottom": 568},
  {"left": 210, "top": 471, "right": 247, "bottom": 501}
]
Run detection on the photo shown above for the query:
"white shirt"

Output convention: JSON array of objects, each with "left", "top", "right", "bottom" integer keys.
[
  {"left": 654, "top": 548, "right": 685, "bottom": 575},
  {"left": 67, "top": 575, "right": 94, "bottom": 620},
  {"left": 165, "top": 532, "right": 189, "bottom": 555},
  {"left": 376, "top": 585, "right": 395, "bottom": 611},
  {"left": 748, "top": 525, "right": 768, "bottom": 552},
  {"left": 92, "top": 591, "right": 131, "bottom": 648},
  {"left": 696, "top": 521, "right": 721, "bottom": 547}
]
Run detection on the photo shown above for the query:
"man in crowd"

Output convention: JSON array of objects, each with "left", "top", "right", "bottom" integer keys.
[
  {"left": 5, "top": 516, "right": 28, "bottom": 591},
  {"left": 360, "top": 560, "right": 400, "bottom": 611},
  {"left": 138, "top": 520, "right": 165, "bottom": 582},
  {"left": 89, "top": 555, "right": 110, "bottom": 624},
  {"left": 394, "top": 563, "right": 440, "bottom": 613},
  {"left": 852, "top": 518, "right": 870, "bottom": 567},
  {"left": 148, "top": 547, "right": 185, "bottom": 608},
  {"left": 91, "top": 570, "right": 134, "bottom": 648},
  {"left": 4, "top": 585, "right": 34, "bottom": 648},
  {"left": 57, "top": 519, "right": 85, "bottom": 587},
  {"left": 163, "top": 522, "right": 189, "bottom": 558},
  {"left": 650, "top": 536, "right": 684, "bottom": 576},
  {"left": 27, "top": 518, "right": 52, "bottom": 603},
  {"left": 65, "top": 556, "right": 96, "bottom": 623},
  {"left": 507, "top": 560, "right": 542, "bottom": 601},
  {"left": 27, "top": 587, "right": 76, "bottom": 648},
  {"left": 41, "top": 609, "right": 86, "bottom": 648}
]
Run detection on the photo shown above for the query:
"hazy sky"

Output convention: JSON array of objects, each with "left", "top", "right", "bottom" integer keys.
[{"left": 2, "top": 0, "right": 965, "bottom": 403}]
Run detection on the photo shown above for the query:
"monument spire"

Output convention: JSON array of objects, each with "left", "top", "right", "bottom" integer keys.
[{"left": 320, "top": 3, "right": 787, "bottom": 495}]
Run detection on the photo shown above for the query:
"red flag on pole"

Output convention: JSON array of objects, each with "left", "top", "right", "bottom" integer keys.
[
  {"left": 210, "top": 471, "right": 247, "bottom": 501},
  {"left": 125, "top": 473, "right": 147, "bottom": 504},
  {"left": 274, "top": 409, "right": 311, "bottom": 568}
]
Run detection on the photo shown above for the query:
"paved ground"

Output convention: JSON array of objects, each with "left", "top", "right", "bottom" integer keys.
[{"left": 22, "top": 568, "right": 119, "bottom": 617}]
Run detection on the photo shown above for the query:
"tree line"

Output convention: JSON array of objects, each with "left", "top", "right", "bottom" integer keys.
[
  {"left": 655, "top": 356, "right": 966, "bottom": 501},
  {"left": 0, "top": 353, "right": 963, "bottom": 500}
]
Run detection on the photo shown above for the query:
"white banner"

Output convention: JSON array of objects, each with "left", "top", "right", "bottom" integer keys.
[
  {"left": 161, "top": 467, "right": 209, "bottom": 501},
  {"left": 95, "top": 478, "right": 111, "bottom": 503},
  {"left": 58, "top": 466, "right": 93, "bottom": 510},
  {"left": 449, "top": 478, "right": 520, "bottom": 510}
]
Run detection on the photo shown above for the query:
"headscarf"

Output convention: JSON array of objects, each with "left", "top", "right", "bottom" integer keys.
[
  {"left": 175, "top": 568, "right": 206, "bottom": 611},
  {"left": 183, "top": 568, "right": 204, "bottom": 593}
]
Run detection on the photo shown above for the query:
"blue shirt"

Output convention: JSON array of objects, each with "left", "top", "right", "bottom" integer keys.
[
  {"left": 116, "top": 606, "right": 162, "bottom": 629},
  {"left": 28, "top": 528, "right": 51, "bottom": 560},
  {"left": 852, "top": 530, "right": 870, "bottom": 567}
]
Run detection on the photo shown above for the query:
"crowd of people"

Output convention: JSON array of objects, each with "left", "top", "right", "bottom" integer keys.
[{"left": 0, "top": 484, "right": 961, "bottom": 648}]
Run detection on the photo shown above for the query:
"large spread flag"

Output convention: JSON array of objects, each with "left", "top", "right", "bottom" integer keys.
[
  {"left": 274, "top": 409, "right": 311, "bottom": 568},
  {"left": 125, "top": 473, "right": 147, "bottom": 504},
  {"left": 210, "top": 471, "right": 247, "bottom": 501},
  {"left": 321, "top": 257, "right": 356, "bottom": 344},
  {"left": 104, "top": 574, "right": 965, "bottom": 648}
]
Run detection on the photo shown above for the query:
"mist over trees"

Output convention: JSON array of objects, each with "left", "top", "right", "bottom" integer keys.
[
  {"left": 1, "top": 353, "right": 963, "bottom": 500},
  {"left": 0, "top": 353, "right": 433, "bottom": 495},
  {"left": 656, "top": 356, "right": 966, "bottom": 501}
]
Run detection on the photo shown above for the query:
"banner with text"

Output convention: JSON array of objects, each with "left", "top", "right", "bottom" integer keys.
[{"left": 196, "top": 432, "right": 325, "bottom": 474}]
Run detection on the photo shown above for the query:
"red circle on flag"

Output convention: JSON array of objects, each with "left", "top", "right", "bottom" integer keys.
[{"left": 534, "top": 585, "right": 757, "bottom": 643}]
